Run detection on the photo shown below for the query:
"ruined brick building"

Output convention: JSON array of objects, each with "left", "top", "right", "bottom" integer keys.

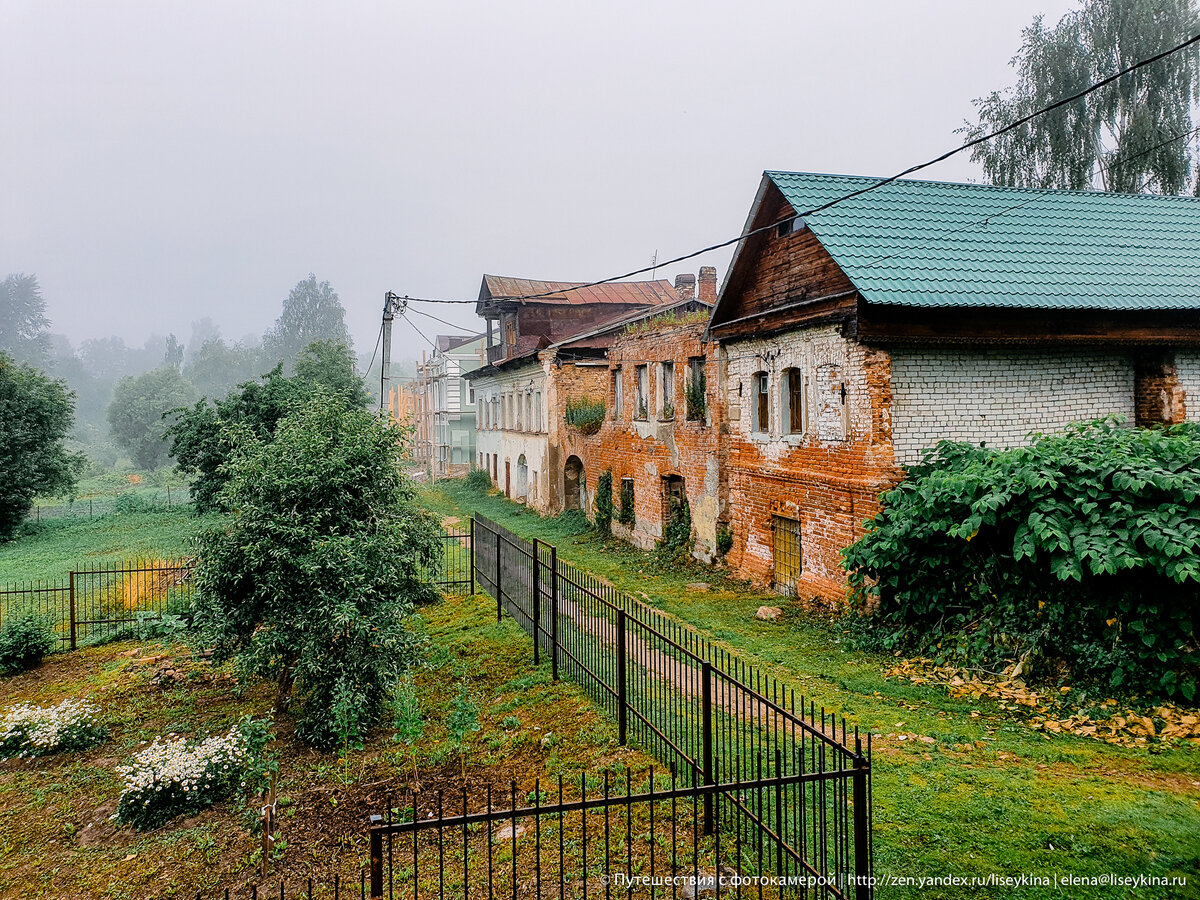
[
  {"left": 468, "top": 172, "right": 1200, "bottom": 601},
  {"left": 707, "top": 171, "right": 1200, "bottom": 599}
]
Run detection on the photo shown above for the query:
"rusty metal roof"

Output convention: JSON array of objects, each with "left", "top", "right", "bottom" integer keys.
[{"left": 480, "top": 275, "right": 677, "bottom": 307}]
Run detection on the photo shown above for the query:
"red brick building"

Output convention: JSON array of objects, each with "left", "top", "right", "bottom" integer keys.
[
  {"left": 708, "top": 171, "right": 1200, "bottom": 601},
  {"left": 555, "top": 269, "right": 722, "bottom": 559}
]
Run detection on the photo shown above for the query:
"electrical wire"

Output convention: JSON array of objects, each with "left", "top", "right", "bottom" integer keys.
[{"left": 390, "top": 30, "right": 1200, "bottom": 307}]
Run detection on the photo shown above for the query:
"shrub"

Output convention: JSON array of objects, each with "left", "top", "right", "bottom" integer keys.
[
  {"left": 0, "top": 614, "right": 57, "bottom": 675},
  {"left": 844, "top": 420, "right": 1200, "bottom": 701},
  {"left": 114, "top": 717, "right": 270, "bottom": 830},
  {"left": 617, "top": 478, "right": 635, "bottom": 526},
  {"left": 465, "top": 468, "right": 492, "bottom": 493},
  {"left": 661, "top": 402, "right": 675, "bottom": 421},
  {"left": 445, "top": 678, "right": 480, "bottom": 775},
  {"left": 685, "top": 372, "right": 707, "bottom": 421},
  {"left": 0, "top": 699, "right": 107, "bottom": 759},
  {"left": 658, "top": 499, "right": 694, "bottom": 561},
  {"left": 594, "top": 470, "right": 614, "bottom": 535},
  {"left": 716, "top": 524, "right": 734, "bottom": 557},
  {"left": 565, "top": 397, "right": 606, "bottom": 435},
  {"left": 191, "top": 393, "right": 441, "bottom": 750}
]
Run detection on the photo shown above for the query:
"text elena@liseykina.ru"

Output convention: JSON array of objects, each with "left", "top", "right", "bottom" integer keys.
[{"left": 601, "top": 872, "right": 1188, "bottom": 891}]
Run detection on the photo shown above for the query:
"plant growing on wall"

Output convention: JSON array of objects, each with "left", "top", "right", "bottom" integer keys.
[
  {"left": 594, "top": 469, "right": 614, "bottom": 535},
  {"left": 565, "top": 397, "right": 606, "bottom": 435},
  {"left": 844, "top": 419, "right": 1200, "bottom": 702},
  {"left": 685, "top": 372, "right": 707, "bottom": 421},
  {"left": 658, "top": 498, "right": 694, "bottom": 561},
  {"left": 661, "top": 401, "right": 675, "bottom": 421},
  {"left": 617, "top": 478, "right": 635, "bottom": 526}
]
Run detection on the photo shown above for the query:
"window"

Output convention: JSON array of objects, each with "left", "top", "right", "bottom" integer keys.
[
  {"left": 635, "top": 365, "right": 649, "bottom": 420},
  {"left": 752, "top": 372, "right": 770, "bottom": 434},
  {"left": 613, "top": 367, "right": 623, "bottom": 418},
  {"left": 524, "top": 394, "right": 532, "bottom": 432},
  {"left": 686, "top": 357, "right": 706, "bottom": 421},
  {"left": 534, "top": 391, "right": 542, "bottom": 432},
  {"left": 776, "top": 217, "right": 805, "bottom": 238},
  {"left": 815, "top": 364, "right": 848, "bottom": 441},
  {"left": 659, "top": 361, "right": 675, "bottom": 420},
  {"left": 772, "top": 515, "right": 803, "bottom": 592},
  {"left": 783, "top": 368, "right": 805, "bottom": 435}
]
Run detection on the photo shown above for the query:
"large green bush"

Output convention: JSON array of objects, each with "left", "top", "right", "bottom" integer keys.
[
  {"left": 191, "top": 393, "right": 442, "bottom": 749},
  {"left": 0, "top": 614, "right": 57, "bottom": 675},
  {"left": 564, "top": 397, "right": 605, "bottom": 435},
  {"left": 844, "top": 420, "right": 1200, "bottom": 701}
]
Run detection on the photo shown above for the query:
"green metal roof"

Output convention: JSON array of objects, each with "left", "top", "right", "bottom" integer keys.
[{"left": 766, "top": 171, "right": 1200, "bottom": 311}]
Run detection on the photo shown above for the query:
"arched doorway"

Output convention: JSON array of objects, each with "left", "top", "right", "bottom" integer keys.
[
  {"left": 516, "top": 454, "right": 529, "bottom": 501},
  {"left": 564, "top": 456, "right": 584, "bottom": 510}
]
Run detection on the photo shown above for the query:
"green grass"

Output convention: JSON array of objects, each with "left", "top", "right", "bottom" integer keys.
[
  {"left": 0, "top": 507, "right": 214, "bottom": 584},
  {"left": 423, "top": 479, "right": 1200, "bottom": 900}
]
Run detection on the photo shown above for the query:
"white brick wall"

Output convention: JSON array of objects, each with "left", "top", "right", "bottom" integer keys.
[
  {"left": 890, "top": 349, "right": 1135, "bottom": 465},
  {"left": 1178, "top": 353, "right": 1200, "bottom": 423}
]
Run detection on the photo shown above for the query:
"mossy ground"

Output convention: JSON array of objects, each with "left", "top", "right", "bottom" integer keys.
[{"left": 423, "top": 479, "right": 1200, "bottom": 900}]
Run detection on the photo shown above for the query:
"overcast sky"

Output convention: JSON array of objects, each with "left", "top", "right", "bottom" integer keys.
[{"left": 2, "top": 0, "right": 1078, "bottom": 362}]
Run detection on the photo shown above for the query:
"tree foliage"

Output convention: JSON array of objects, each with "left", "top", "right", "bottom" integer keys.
[
  {"left": 844, "top": 420, "right": 1200, "bottom": 701},
  {"left": 0, "top": 274, "right": 51, "bottom": 366},
  {"left": 963, "top": 0, "right": 1200, "bottom": 193},
  {"left": 263, "top": 275, "right": 352, "bottom": 368},
  {"left": 190, "top": 393, "right": 442, "bottom": 749},
  {"left": 167, "top": 343, "right": 371, "bottom": 513},
  {"left": 0, "top": 354, "right": 84, "bottom": 539},
  {"left": 106, "top": 366, "right": 198, "bottom": 470}
]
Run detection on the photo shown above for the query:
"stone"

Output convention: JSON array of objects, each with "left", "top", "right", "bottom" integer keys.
[
  {"left": 493, "top": 824, "right": 525, "bottom": 841},
  {"left": 755, "top": 606, "right": 782, "bottom": 621}
]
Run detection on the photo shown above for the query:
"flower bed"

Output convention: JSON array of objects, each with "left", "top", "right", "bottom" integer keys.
[
  {"left": 115, "top": 719, "right": 266, "bottom": 829},
  {"left": 0, "top": 699, "right": 107, "bottom": 759}
]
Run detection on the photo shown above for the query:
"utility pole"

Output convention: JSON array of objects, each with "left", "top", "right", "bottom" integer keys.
[{"left": 380, "top": 292, "right": 407, "bottom": 414}]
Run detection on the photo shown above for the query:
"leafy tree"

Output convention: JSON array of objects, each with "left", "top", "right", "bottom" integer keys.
[
  {"left": 190, "top": 393, "right": 442, "bottom": 749},
  {"left": 294, "top": 340, "right": 371, "bottom": 409},
  {"left": 844, "top": 420, "right": 1200, "bottom": 701},
  {"left": 106, "top": 366, "right": 197, "bottom": 469},
  {"left": 0, "top": 274, "right": 51, "bottom": 366},
  {"left": 262, "top": 275, "right": 352, "bottom": 368},
  {"left": 184, "top": 336, "right": 263, "bottom": 400},
  {"left": 163, "top": 334, "right": 184, "bottom": 371},
  {"left": 0, "top": 354, "right": 84, "bottom": 539},
  {"left": 963, "top": 0, "right": 1200, "bottom": 193}
]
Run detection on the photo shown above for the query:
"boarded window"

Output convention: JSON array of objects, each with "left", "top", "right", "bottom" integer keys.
[
  {"left": 815, "top": 363, "right": 848, "bottom": 441},
  {"left": 784, "top": 368, "right": 805, "bottom": 435},
  {"left": 772, "top": 515, "right": 803, "bottom": 592},
  {"left": 635, "top": 365, "right": 649, "bottom": 420},
  {"left": 613, "top": 367, "right": 623, "bottom": 417},
  {"left": 753, "top": 372, "right": 770, "bottom": 433}
]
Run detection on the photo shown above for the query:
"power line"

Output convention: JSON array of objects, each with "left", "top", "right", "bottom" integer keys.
[{"left": 392, "top": 29, "right": 1200, "bottom": 308}]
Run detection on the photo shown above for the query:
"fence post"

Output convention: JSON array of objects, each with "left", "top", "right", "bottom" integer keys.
[
  {"left": 532, "top": 538, "right": 541, "bottom": 666},
  {"left": 369, "top": 817, "right": 383, "bottom": 899},
  {"left": 68, "top": 571, "right": 77, "bottom": 651},
  {"left": 550, "top": 545, "right": 559, "bottom": 681},
  {"left": 702, "top": 660, "right": 713, "bottom": 835},
  {"left": 617, "top": 610, "right": 627, "bottom": 745},
  {"left": 853, "top": 738, "right": 871, "bottom": 900},
  {"left": 495, "top": 529, "right": 503, "bottom": 623},
  {"left": 469, "top": 517, "right": 476, "bottom": 597}
]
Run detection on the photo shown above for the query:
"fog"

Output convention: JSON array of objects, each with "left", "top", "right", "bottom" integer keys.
[{"left": 3, "top": 0, "right": 1076, "bottom": 363}]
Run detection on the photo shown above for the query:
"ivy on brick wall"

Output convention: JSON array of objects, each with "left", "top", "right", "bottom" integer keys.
[
  {"left": 594, "top": 470, "right": 614, "bottom": 536},
  {"left": 844, "top": 419, "right": 1200, "bottom": 702}
]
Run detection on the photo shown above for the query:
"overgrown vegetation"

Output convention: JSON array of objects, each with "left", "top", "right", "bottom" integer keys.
[
  {"left": 622, "top": 309, "right": 709, "bottom": 335},
  {"left": 465, "top": 467, "right": 492, "bottom": 493},
  {"left": 0, "top": 699, "right": 106, "bottom": 759},
  {"left": 657, "top": 498, "right": 694, "bottom": 561},
  {"left": 594, "top": 470, "right": 614, "bottom": 535},
  {"left": 190, "top": 393, "right": 441, "bottom": 749},
  {"left": 617, "top": 478, "right": 635, "bottom": 526},
  {"left": 564, "top": 397, "right": 606, "bottom": 435},
  {"left": 0, "top": 615, "right": 57, "bottom": 675},
  {"left": 685, "top": 371, "right": 706, "bottom": 421},
  {"left": 845, "top": 420, "right": 1200, "bottom": 701},
  {"left": 716, "top": 523, "right": 733, "bottom": 557}
]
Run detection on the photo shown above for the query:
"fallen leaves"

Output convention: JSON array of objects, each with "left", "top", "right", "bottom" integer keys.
[{"left": 883, "top": 657, "right": 1200, "bottom": 749}]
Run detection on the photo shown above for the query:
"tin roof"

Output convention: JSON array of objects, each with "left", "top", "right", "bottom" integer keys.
[
  {"left": 757, "top": 171, "right": 1200, "bottom": 311},
  {"left": 481, "top": 275, "right": 677, "bottom": 307}
]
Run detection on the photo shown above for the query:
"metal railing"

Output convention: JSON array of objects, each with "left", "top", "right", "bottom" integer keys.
[
  {"left": 0, "top": 560, "right": 194, "bottom": 650},
  {"left": 369, "top": 515, "right": 872, "bottom": 899}
]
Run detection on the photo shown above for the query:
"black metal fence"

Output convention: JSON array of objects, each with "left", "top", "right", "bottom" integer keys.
[
  {"left": 369, "top": 515, "right": 872, "bottom": 899},
  {"left": 432, "top": 529, "right": 474, "bottom": 594},
  {"left": 0, "top": 560, "right": 194, "bottom": 650},
  {"left": 26, "top": 487, "right": 191, "bottom": 523}
]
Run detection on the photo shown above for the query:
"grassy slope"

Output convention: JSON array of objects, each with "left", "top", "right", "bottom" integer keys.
[
  {"left": 0, "top": 590, "right": 656, "bottom": 899},
  {"left": 425, "top": 480, "right": 1200, "bottom": 900},
  {"left": 0, "top": 508, "right": 214, "bottom": 584}
]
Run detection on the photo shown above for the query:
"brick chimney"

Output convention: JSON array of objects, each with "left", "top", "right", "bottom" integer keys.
[
  {"left": 698, "top": 266, "right": 718, "bottom": 304},
  {"left": 674, "top": 273, "right": 696, "bottom": 302}
]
